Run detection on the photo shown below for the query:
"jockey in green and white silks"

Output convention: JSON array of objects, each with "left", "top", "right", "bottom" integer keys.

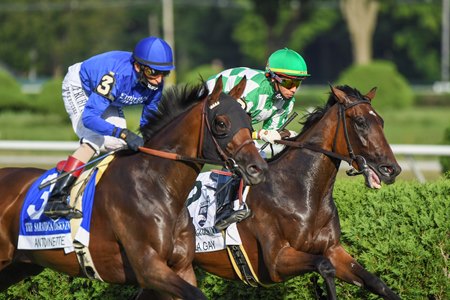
[
  {"left": 206, "top": 48, "right": 310, "bottom": 146},
  {"left": 207, "top": 48, "right": 311, "bottom": 231}
]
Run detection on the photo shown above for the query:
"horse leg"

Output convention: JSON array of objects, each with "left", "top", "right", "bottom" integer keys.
[
  {"left": 132, "top": 253, "right": 206, "bottom": 300},
  {"left": 327, "top": 244, "right": 401, "bottom": 300},
  {"left": 0, "top": 262, "right": 44, "bottom": 291},
  {"left": 134, "top": 289, "right": 174, "bottom": 300},
  {"left": 311, "top": 274, "right": 327, "bottom": 300},
  {"left": 273, "top": 246, "right": 337, "bottom": 300},
  {"left": 133, "top": 266, "right": 198, "bottom": 300}
]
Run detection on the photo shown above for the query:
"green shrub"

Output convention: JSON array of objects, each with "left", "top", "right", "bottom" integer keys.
[
  {"left": 336, "top": 60, "right": 414, "bottom": 110},
  {"left": 1, "top": 179, "right": 448, "bottom": 299},
  {"left": 440, "top": 126, "right": 450, "bottom": 173},
  {"left": 197, "top": 178, "right": 450, "bottom": 299},
  {"left": 0, "top": 68, "right": 32, "bottom": 111},
  {"left": 32, "top": 77, "right": 66, "bottom": 116}
]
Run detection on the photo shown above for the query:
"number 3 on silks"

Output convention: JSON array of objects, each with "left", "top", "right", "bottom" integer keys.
[{"left": 96, "top": 73, "right": 115, "bottom": 101}]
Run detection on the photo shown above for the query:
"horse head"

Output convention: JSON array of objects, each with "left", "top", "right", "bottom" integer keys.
[
  {"left": 204, "top": 76, "right": 267, "bottom": 185},
  {"left": 140, "top": 76, "right": 267, "bottom": 186},
  {"left": 329, "top": 85, "right": 401, "bottom": 188}
]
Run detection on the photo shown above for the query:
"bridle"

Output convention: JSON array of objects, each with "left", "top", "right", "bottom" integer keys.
[
  {"left": 277, "top": 97, "right": 373, "bottom": 178},
  {"left": 139, "top": 93, "right": 254, "bottom": 172}
]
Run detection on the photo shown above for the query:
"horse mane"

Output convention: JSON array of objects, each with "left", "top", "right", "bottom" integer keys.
[
  {"left": 140, "top": 82, "right": 209, "bottom": 141},
  {"left": 299, "top": 85, "right": 364, "bottom": 134}
]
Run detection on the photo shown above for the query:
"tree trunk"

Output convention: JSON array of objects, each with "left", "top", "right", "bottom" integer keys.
[{"left": 340, "top": 0, "right": 380, "bottom": 65}]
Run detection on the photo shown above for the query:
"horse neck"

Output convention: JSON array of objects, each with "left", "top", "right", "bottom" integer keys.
[
  {"left": 265, "top": 106, "right": 342, "bottom": 210},
  {"left": 148, "top": 102, "right": 203, "bottom": 158},
  {"left": 136, "top": 103, "right": 205, "bottom": 212}
]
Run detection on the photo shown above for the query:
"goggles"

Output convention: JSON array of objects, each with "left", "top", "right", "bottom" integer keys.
[
  {"left": 268, "top": 70, "right": 304, "bottom": 89},
  {"left": 278, "top": 77, "right": 302, "bottom": 89},
  {"left": 141, "top": 65, "right": 170, "bottom": 78}
]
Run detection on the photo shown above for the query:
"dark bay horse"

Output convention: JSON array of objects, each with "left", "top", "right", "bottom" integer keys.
[
  {"left": 0, "top": 77, "right": 268, "bottom": 299},
  {"left": 193, "top": 85, "right": 402, "bottom": 299}
]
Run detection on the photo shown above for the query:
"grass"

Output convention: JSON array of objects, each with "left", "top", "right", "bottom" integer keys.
[
  {"left": 380, "top": 107, "right": 450, "bottom": 144},
  {"left": 0, "top": 111, "right": 76, "bottom": 141}
]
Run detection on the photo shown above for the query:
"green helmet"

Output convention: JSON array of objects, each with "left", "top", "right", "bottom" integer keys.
[{"left": 266, "top": 48, "right": 310, "bottom": 77}]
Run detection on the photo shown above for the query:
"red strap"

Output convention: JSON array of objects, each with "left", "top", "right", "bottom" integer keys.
[
  {"left": 211, "top": 169, "right": 232, "bottom": 176},
  {"left": 62, "top": 156, "right": 85, "bottom": 177},
  {"left": 56, "top": 160, "right": 67, "bottom": 172}
]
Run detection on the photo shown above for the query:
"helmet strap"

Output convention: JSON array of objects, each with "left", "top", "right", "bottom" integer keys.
[
  {"left": 137, "top": 64, "right": 159, "bottom": 91},
  {"left": 273, "top": 83, "right": 284, "bottom": 101},
  {"left": 266, "top": 70, "right": 285, "bottom": 101}
]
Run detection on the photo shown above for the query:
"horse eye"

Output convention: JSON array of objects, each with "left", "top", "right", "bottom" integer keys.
[
  {"left": 354, "top": 117, "right": 368, "bottom": 130},
  {"left": 217, "top": 120, "right": 226, "bottom": 129},
  {"left": 213, "top": 117, "right": 230, "bottom": 136}
]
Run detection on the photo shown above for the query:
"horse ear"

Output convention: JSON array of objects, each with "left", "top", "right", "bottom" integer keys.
[
  {"left": 228, "top": 76, "right": 247, "bottom": 99},
  {"left": 330, "top": 85, "right": 351, "bottom": 105},
  {"left": 209, "top": 75, "right": 224, "bottom": 103},
  {"left": 365, "top": 87, "right": 377, "bottom": 101}
]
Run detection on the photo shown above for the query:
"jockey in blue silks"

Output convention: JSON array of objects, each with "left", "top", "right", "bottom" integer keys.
[{"left": 44, "top": 36, "right": 174, "bottom": 220}]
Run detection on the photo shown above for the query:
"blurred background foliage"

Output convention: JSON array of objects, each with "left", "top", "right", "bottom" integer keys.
[
  {"left": 0, "top": 0, "right": 447, "bottom": 142},
  {"left": 0, "top": 0, "right": 444, "bottom": 84}
]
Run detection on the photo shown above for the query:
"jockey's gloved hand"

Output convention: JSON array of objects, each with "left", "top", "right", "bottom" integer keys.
[
  {"left": 280, "top": 129, "right": 298, "bottom": 139},
  {"left": 257, "top": 129, "right": 282, "bottom": 144},
  {"left": 288, "top": 130, "right": 298, "bottom": 138},
  {"left": 119, "top": 129, "right": 144, "bottom": 151}
]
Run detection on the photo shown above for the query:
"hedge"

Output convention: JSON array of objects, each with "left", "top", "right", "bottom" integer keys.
[
  {"left": 0, "top": 68, "right": 33, "bottom": 112},
  {"left": 440, "top": 127, "right": 450, "bottom": 174},
  {"left": 1, "top": 178, "right": 449, "bottom": 299},
  {"left": 335, "top": 60, "right": 415, "bottom": 110}
]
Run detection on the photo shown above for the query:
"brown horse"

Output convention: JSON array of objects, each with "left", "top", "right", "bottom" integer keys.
[
  {"left": 0, "top": 77, "right": 268, "bottom": 299},
  {"left": 193, "top": 85, "right": 402, "bottom": 299}
]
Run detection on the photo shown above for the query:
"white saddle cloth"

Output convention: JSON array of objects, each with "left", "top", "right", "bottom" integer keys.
[{"left": 186, "top": 171, "right": 244, "bottom": 253}]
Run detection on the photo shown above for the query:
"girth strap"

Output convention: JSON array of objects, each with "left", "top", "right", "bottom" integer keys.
[{"left": 226, "top": 244, "right": 272, "bottom": 288}]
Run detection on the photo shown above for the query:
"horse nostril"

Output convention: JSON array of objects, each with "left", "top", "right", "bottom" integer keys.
[
  {"left": 247, "top": 164, "right": 262, "bottom": 176},
  {"left": 379, "top": 165, "right": 394, "bottom": 176}
]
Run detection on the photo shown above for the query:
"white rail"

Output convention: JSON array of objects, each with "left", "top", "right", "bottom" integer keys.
[
  {"left": 0, "top": 140, "right": 449, "bottom": 182},
  {"left": 0, "top": 140, "right": 79, "bottom": 151}
]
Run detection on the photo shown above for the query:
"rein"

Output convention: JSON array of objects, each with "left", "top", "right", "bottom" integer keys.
[
  {"left": 277, "top": 99, "right": 372, "bottom": 176},
  {"left": 138, "top": 147, "right": 226, "bottom": 166}
]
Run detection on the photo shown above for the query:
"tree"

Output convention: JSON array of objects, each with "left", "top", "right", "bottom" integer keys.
[
  {"left": 0, "top": 0, "right": 144, "bottom": 78},
  {"left": 378, "top": 0, "right": 442, "bottom": 81},
  {"left": 339, "top": 0, "right": 380, "bottom": 65},
  {"left": 232, "top": 0, "right": 339, "bottom": 67}
]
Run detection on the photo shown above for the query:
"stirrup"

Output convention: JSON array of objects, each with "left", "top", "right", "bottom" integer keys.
[
  {"left": 214, "top": 206, "right": 251, "bottom": 231},
  {"left": 44, "top": 200, "right": 82, "bottom": 220}
]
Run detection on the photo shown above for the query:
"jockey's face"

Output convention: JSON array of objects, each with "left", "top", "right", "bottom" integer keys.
[
  {"left": 271, "top": 74, "right": 304, "bottom": 100},
  {"left": 134, "top": 63, "right": 170, "bottom": 87}
]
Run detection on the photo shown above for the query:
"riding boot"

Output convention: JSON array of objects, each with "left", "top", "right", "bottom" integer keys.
[
  {"left": 214, "top": 174, "right": 251, "bottom": 231},
  {"left": 44, "top": 156, "right": 84, "bottom": 220}
]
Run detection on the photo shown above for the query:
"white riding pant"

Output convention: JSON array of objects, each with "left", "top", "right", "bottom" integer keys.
[{"left": 62, "top": 63, "right": 127, "bottom": 155}]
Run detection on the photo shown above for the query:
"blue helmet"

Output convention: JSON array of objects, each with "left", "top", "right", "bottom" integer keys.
[{"left": 133, "top": 36, "right": 174, "bottom": 71}]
